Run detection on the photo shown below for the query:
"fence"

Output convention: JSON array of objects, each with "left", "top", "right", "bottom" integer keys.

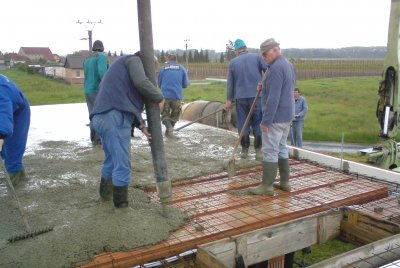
[{"left": 185, "top": 59, "right": 384, "bottom": 81}]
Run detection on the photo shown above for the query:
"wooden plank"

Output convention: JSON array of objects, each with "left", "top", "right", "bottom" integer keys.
[
  {"left": 196, "top": 247, "right": 229, "bottom": 268},
  {"left": 197, "top": 209, "right": 343, "bottom": 267},
  {"left": 309, "top": 233, "right": 400, "bottom": 268}
]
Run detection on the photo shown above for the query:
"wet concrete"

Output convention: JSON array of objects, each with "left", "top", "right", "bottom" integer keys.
[{"left": 0, "top": 103, "right": 259, "bottom": 267}]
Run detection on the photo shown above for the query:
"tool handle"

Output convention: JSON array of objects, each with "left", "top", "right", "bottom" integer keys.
[
  {"left": 0, "top": 160, "right": 31, "bottom": 232},
  {"left": 229, "top": 89, "right": 262, "bottom": 161},
  {"left": 175, "top": 108, "right": 225, "bottom": 131}
]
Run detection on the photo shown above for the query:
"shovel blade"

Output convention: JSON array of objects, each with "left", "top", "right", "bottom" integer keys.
[{"left": 227, "top": 159, "right": 236, "bottom": 178}]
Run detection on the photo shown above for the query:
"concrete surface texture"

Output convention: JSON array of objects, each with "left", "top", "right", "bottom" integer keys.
[{"left": 0, "top": 103, "right": 259, "bottom": 267}]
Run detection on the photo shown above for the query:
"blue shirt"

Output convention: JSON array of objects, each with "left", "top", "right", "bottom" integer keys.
[
  {"left": 294, "top": 96, "right": 308, "bottom": 121},
  {"left": 261, "top": 55, "right": 296, "bottom": 127},
  {"left": 158, "top": 61, "right": 189, "bottom": 100},
  {"left": 226, "top": 51, "right": 267, "bottom": 100},
  {"left": 0, "top": 74, "right": 30, "bottom": 138}
]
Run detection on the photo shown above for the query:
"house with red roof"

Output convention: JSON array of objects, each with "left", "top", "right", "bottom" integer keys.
[{"left": 18, "top": 47, "right": 54, "bottom": 62}]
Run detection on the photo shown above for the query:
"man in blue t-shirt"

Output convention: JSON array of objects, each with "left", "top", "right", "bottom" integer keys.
[{"left": 158, "top": 53, "right": 190, "bottom": 138}]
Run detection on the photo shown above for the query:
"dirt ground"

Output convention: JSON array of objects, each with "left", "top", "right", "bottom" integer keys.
[{"left": 0, "top": 118, "right": 259, "bottom": 267}]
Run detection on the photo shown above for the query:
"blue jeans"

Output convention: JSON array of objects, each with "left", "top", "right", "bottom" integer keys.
[
  {"left": 91, "top": 109, "right": 133, "bottom": 186},
  {"left": 236, "top": 97, "right": 262, "bottom": 137},
  {"left": 290, "top": 120, "right": 304, "bottom": 147},
  {"left": 2, "top": 99, "right": 30, "bottom": 173},
  {"left": 262, "top": 122, "right": 291, "bottom": 162}
]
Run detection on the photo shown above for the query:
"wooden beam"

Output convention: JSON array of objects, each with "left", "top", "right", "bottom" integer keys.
[{"left": 196, "top": 209, "right": 342, "bottom": 267}]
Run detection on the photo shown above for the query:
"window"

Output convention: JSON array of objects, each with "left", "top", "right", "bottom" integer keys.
[{"left": 75, "top": 70, "right": 81, "bottom": 78}]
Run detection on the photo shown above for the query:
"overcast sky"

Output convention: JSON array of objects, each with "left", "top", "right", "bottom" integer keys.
[{"left": 1, "top": 0, "right": 391, "bottom": 56}]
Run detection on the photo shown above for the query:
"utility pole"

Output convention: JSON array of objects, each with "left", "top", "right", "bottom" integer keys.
[
  {"left": 184, "top": 38, "right": 190, "bottom": 67},
  {"left": 76, "top": 19, "right": 103, "bottom": 51}
]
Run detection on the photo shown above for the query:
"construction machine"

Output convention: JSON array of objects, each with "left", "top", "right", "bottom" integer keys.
[{"left": 362, "top": 0, "right": 400, "bottom": 169}]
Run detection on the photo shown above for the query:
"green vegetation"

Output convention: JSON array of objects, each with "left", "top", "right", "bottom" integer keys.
[
  {"left": 0, "top": 69, "right": 84, "bottom": 105},
  {"left": 294, "top": 239, "right": 357, "bottom": 267},
  {"left": 0, "top": 68, "right": 383, "bottom": 144}
]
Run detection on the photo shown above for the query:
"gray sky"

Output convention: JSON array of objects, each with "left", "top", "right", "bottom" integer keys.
[{"left": 1, "top": 0, "right": 391, "bottom": 56}]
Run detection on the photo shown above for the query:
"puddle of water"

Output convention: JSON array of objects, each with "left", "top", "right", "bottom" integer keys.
[{"left": 27, "top": 103, "right": 91, "bottom": 154}]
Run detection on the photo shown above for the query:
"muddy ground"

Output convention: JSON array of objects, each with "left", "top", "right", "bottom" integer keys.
[{"left": 0, "top": 116, "right": 259, "bottom": 267}]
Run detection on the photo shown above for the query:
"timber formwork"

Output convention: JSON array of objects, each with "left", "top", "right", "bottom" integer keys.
[{"left": 79, "top": 159, "right": 388, "bottom": 268}]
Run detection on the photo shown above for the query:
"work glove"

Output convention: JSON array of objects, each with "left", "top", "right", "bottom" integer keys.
[{"left": 0, "top": 139, "right": 3, "bottom": 152}]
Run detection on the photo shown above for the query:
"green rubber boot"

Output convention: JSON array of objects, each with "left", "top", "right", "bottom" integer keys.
[
  {"left": 274, "top": 158, "right": 291, "bottom": 192},
  {"left": 248, "top": 161, "right": 277, "bottom": 196},
  {"left": 8, "top": 169, "right": 26, "bottom": 187},
  {"left": 99, "top": 177, "right": 113, "bottom": 201}
]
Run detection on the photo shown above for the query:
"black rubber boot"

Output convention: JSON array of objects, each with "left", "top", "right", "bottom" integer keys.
[
  {"left": 254, "top": 135, "right": 262, "bottom": 161},
  {"left": 240, "top": 135, "right": 250, "bottom": 159},
  {"left": 163, "top": 119, "right": 175, "bottom": 138},
  {"left": 113, "top": 185, "right": 129, "bottom": 208},
  {"left": 99, "top": 177, "right": 113, "bottom": 201}
]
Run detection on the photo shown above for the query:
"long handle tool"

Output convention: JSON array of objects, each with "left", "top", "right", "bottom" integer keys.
[
  {"left": 1, "top": 159, "right": 53, "bottom": 243},
  {"left": 227, "top": 89, "right": 262, "bottom": 178},
  {"left": 175, "top": 108, "right": 225, "bottom": 131}
]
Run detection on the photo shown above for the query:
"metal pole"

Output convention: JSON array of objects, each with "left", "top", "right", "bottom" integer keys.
[
  {"left": 88, "top": 30, "right": 93, "bottom": 51},
  {"left": 137, "top": 0, "right": 172, "bottom": 206}
]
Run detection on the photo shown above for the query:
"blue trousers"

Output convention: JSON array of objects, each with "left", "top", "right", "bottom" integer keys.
[
  {"left": 236, "top": 97, "right": 262, "bottom": 137},
  {"left": 2, "top": 99, "right": 30, "bottom": 173},
  {"left": 290, "top": 120, "right": 304, "bottom": 148},
  {"left": 262, "top": 122, "right": 290, "bottom": 162},
  {"left": 91, "top": 109, "right": 133, "bottom": 186}
]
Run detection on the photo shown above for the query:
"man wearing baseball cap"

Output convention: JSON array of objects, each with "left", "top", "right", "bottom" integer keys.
[
  {"left": 248, "top": 38, "right": 295, "bottom": 196},
  {"left": 225, "top": 39, "right": 268, "bottom": 160}
]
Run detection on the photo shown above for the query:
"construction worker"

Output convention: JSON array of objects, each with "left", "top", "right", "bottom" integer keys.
[
  {"left": 83, "top": 40, "right": 108, "bottom": 146},
  {"left": 0, "top": 74, "right": 31, "bottom": 186},
  {"left": 158, "top": 52, "right": 190, "bottom": 138},
  {"left": 290, "top": 87, "right": 308, "bottom": 147},
  {"left": 90, "top": 52, "right": 164, "bottom": 209},
  {"left": 225, "top": 39, "right": 268, "bottom": 160},
  {"left": 248, "top": 38, "right": 295, "bottom": 195}
]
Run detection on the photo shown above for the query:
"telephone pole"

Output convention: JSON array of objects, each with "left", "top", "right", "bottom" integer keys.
[
  {"left": 184, "top": 38, "right": 190, "bottom": 67},
  {"left": 76, "top": 19, "right": 103, "bottom": 51}
]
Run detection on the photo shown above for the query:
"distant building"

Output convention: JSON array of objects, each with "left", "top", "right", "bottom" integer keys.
[
  {"left": 0, "top": 52, "right": 6, "bottom": 70},
  {"left": 64, "top": 52, "right": 118, "bottom": 84},
  {"left": 18, "top": 47, "right": 54, "bottom": 62},
  {"left": 4, "top": 52, "right": 29, "bottom": 66}
]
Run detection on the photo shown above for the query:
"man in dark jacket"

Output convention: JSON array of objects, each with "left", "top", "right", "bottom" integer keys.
[
  {"left": 0, "top": 74, "right": 30, "bottom": 186},
  {"left": 91, "top": 53, "right": 164, "bottom": 209}
]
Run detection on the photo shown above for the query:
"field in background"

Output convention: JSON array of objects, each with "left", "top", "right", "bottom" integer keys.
[
  {"left": 185, "top": 59, "right": 383, "bottom": 80},
  {"left": 0, "top": 60, "right": 385, "bottom": 144}
]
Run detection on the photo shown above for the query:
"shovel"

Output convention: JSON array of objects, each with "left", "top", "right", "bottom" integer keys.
[
  {"left": 175, "top": 108, "right": 225, "bottom": 131},
  {"left": 227, "top": 89, "right": 262, "bottom": 178}
]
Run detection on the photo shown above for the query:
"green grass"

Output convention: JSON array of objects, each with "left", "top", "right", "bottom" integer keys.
[
  {"left": 294, "top": 239, "right": 357, "bottom": 267},
  {"left": 0, "top": 69, "right": 84, "bottom": 105},
  {"left": 0, "top": 69, "right": 385, "bottom": 144}
]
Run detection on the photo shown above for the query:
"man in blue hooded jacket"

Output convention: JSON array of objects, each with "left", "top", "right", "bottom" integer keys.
[
  {"left": 91, "top": 52, "right": 165, "bottom": 209},
  {"left": 225, "top": 39, "right": 268, "bottom": 160},
  {"left": 0, "top": 74, "right": 30, "bottom": 186}
]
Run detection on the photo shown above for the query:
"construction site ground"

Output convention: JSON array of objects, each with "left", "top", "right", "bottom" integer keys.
[{"left": 0, "top": 103, "right": 397, "bottom": 268}]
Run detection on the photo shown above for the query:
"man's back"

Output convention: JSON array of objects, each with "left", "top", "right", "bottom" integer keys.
[{"left": 158, "top": 60, "right": 189, "bottom": 100}]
